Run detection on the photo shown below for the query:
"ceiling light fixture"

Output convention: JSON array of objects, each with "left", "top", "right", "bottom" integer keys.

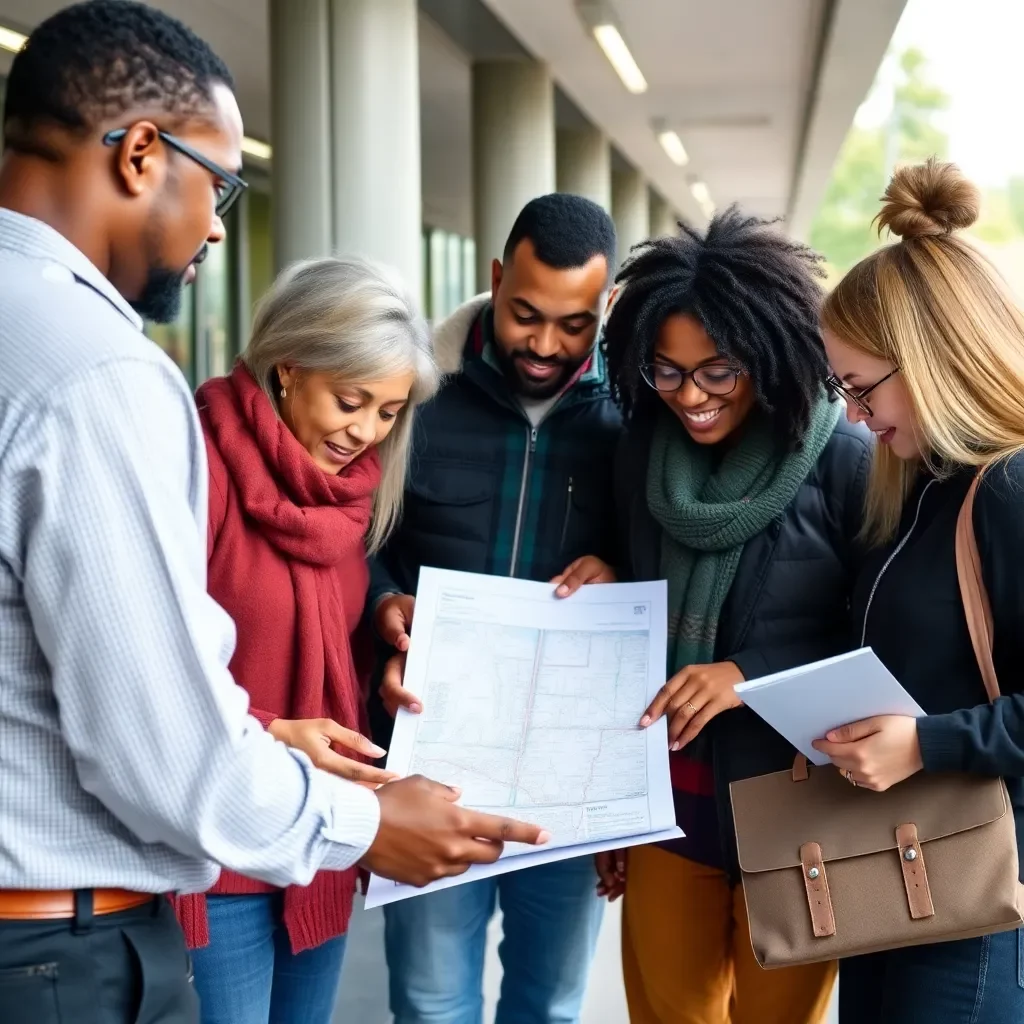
[
  {"left": 241, "top": 136, "right": 272, "bottom": 162},
  {"left": 690, "top": 180, "right": 715, "bottom": 218},
  {"left": 657, "top": 129, "right": 689, "bottom": 167},
  {"left": 0, "top": 25, "right": 27, "bottom": 53},
  {"left": 592, "top": 23, "right": 648, "bottom": 94}
]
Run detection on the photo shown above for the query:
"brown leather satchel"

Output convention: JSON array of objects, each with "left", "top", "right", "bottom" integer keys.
[{"left": 729, "top": 475, "right": 1024, "bottom": 969}]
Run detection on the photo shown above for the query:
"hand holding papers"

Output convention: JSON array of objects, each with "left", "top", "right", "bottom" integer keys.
[
  {"left": 733, "top": 648, "right": 925, "bottom": 767},
  {"left": 365, "top": 568, "right": 681, "bottom": 908}
]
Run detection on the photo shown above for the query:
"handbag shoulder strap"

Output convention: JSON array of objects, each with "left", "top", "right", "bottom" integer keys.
[{"left": 955, "top": 473, "right": 1000, "bottom": 701}]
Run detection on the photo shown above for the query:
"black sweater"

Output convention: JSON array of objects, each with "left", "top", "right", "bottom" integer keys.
[{"left": 853, "top": 455, "right": 1024, "bottom": 878}]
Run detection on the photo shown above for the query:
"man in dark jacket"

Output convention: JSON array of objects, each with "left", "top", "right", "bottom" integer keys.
[{"left": 370, "top": 193, "right": 620, "bottom": 1023}]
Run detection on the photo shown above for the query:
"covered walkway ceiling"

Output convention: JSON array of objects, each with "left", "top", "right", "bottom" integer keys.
[
  {"left": 0, "top": 0, "right": 906, "bottom": 238},
  {"left": 478, "top": 0, "right": 907, "bottom": 232}
]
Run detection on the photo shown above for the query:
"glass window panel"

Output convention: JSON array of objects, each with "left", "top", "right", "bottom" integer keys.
[
  {"left": 421, "top": 229, "right": 430, "bottom": 319},
  {"left": 429, "top": 229, "right": 448, "bottom": 321},
  {"left": 463, "top": 238, "right": 477, "bottom": 300},
  {"left": 200, "top": 237, "right": 230, "bottom": 381},
  {"left": 145, "top": 289, "right": 196, "bottom": 386},
  {"left": 247, "top": 191, "right": 273, "bottom": 310},
  {"left": 446, "top": 233, "right": 462, "bottom": 316}
]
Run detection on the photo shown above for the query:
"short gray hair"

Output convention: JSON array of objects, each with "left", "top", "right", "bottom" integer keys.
[{"left": 241, "top": 255, "right": 439, "bottom": 553}]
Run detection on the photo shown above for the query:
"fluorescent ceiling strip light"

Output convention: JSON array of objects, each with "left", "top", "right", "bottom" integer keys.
[
  {"left": 690, "top": 180, "right": 715, "bottom": 217},
  {"left": 657, "top": 129, "right": 689, "bottom": 167},
  {"left": 592, "top": 23, "right": 647, "bottom": 95},
  {"left": 0, "top": 25, "right": 27, "bottom": 53},
  {"left": 241, "top": 136, "right": 272, "bottom": 161}
]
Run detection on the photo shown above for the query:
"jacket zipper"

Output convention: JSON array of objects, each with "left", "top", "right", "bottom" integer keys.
[
  {"left": 559, "top": 477, "right": 574, "bottom": 552},
  {"left": 509, "top": 426, "right": 538, "bottom": 577},
  {"left": 860, "top": 478, "right": 937, "bottom": 646}
]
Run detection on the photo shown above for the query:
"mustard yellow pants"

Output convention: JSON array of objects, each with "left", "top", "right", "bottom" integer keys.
[{"left": 621, "top": 845, "right": 836, "bottom": 1024}]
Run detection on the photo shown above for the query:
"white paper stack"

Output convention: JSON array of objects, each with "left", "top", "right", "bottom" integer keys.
[{"left": 734, "top": 647, "right": 926, "bottom": 766}]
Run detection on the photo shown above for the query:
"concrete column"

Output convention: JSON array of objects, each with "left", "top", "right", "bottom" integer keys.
[
  {"left": 330, "top": 0, "right": 422, "bottom": 301},
  {"left": 472, "top": 60, "right": 555, "bottom": 289},
  {"left": 612, "top": 166, "right": 650, "bottom": 263},
  {"left": 648, "top": 191, "right": 678, "bottom": 238},
  {"left": 269, "top": 0, "right": 332, "bottom": 270},
  {"left": 556, "top": 126, "right": 612, "bottom": 211}
]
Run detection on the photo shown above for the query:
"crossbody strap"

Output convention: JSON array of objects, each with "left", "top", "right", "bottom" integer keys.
[{"left": 954, "top": 473, "right": 1000, "bottom": 702}]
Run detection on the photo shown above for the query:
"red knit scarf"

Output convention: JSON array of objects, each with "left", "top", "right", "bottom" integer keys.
[
  {"left": 176, "top": 363, "right": 381, "bottom": 951},
  {"left": 201, "top": 363, "right": 380, "bottom": 727}
]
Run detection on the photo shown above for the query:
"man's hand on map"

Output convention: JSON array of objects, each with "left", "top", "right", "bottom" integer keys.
[
  {"left": 363, "top": 775, "right": 551, "bottom": 886},
  {"left": 375, "top": 593, "right": 416, "bottom": 651},
  {"left": 640, "top": 661, "right": 746, "bottom": 750},
  {"left": 379, "top": 651, "right": 423, "bottom": 717},
  {"left": 595, "top": 849, "right": 627, "bottom": 901},
  {"left": 551, "top": 555, "right": 617, "bottom": 597}
]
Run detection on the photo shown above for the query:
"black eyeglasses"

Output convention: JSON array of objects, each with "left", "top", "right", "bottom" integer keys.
[
  {"left": 103, "top": 128, "right": 248, "bottom": 217},
  {"left": 640, "top": 361, "right": 744, "bottom": 397},
  {"left": 825, "top": 368, "right": 900, "bottom": 418}
]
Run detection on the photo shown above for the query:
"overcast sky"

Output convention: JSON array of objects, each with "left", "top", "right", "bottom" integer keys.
[{"left": 855, "top": 0, "right": 1024, "bottom": 186}]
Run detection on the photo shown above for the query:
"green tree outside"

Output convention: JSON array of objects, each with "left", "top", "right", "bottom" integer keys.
[{"left": 809, "top": 47, "right": 950, "bottom": 278}]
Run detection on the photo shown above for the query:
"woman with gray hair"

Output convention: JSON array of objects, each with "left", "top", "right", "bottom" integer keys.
[{"left": 176, "top": 256, "right": 439, "bottom": 1024}]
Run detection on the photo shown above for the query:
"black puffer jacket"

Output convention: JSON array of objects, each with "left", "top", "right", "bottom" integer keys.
[
  {"left": 856, "top": 457, "right": 1024, "bottom": 881},
  {"left": 617, "top": 412, "right": 873, "bottom": 880}
]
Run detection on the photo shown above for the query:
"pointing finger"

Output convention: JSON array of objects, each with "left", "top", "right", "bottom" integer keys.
[{"left": 460, "top": 810, "right": 550, "bottom": 847}]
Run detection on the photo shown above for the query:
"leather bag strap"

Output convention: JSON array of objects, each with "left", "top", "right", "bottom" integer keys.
[
  {"left": 799, "top": 842, "right": 836, "bottom": 938},
  {"left": 954, "top": 474, "right": 1000, "bottom": 702}
]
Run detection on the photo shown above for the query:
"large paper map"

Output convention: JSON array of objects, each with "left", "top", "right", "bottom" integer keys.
[{"left": 364, "top": 569, "right": 679, "bottom": 908}]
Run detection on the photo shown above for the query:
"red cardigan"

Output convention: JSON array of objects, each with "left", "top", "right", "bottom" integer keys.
[{"left": 174, "top": 418, "right": 373, "bottom": 953}]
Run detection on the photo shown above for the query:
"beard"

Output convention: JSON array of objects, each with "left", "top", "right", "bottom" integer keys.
[
  {"left": 131, "top": 264, "right": 190, "bottom": 324},
  {"left": 491, "top": 338, "right": 591, "bottom": 400},
  {"left": 132, "top": 200, "right": 208, "bottom": 324}
]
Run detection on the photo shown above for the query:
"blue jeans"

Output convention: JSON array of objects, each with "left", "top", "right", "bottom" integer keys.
[
  {"left": 839, "top": 928, "right": 1024, "bottom": 1022},
  {"left": 384, "top": 855, "right": 604, "bottom": 1024},
  {"left": 190, "top": 894, "right": 346, "bottom": 1024}
]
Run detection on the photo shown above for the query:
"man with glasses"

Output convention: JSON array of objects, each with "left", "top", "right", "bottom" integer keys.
[{"left": 0, "top": 4, "right": 544, "bottom": 1020}]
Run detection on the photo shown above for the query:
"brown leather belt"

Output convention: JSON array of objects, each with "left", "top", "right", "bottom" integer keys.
[{"left": 0, "top": 889, "right": 154, "bottom": 920}]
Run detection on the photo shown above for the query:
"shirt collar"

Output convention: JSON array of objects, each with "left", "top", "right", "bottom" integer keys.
[{"left": 0, "top": 208, "right": 144, "bottom": 331}]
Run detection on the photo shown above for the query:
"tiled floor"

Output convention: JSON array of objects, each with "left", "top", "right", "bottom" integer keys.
[{"left": 333, "top": 895, "right": 839, "bottom": 1023}]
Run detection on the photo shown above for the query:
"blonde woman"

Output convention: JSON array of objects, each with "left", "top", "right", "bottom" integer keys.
[
  {"left": 176, "top": 256, "right": 439, "bottom": 1024},
  {"left": 816, "top": 159, "right": 1024, "bottom": 1022}
]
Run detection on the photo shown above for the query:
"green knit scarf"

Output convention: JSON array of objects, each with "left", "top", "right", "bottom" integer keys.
[{"left": 647, "top": 397, "right": 841, "bottom": 677}]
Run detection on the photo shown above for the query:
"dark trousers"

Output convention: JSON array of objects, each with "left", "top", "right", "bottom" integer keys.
[
  {"left": 840, "top": 928, "right": 1024, "bottom": 1023},
  {"left": 0, "top": 892, "right": 197, "bottom": 1023}
]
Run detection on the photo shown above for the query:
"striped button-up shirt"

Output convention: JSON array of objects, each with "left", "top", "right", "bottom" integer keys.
[{"left": 0, "top": 209, "right": 380, "bottom": 893}]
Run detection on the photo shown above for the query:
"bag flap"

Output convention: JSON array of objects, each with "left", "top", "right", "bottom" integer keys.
[{"left": 730, "top": 765, "right": 1008, "bottom": 874}]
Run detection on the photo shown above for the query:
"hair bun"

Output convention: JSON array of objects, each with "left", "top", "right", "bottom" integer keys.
[{"left": 875, "top": 159, "right": 980, "bottom": 240}]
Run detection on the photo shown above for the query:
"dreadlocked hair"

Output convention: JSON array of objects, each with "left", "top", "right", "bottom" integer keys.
[{"left": 603, "top": 205, "right": 829, "bottom": 449}]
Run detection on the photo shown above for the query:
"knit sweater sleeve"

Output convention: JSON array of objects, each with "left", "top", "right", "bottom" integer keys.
[
  {"left": 367, "top": 553, "right": 403, "bottom": 610},
  {"left": 917, "top": 456, "right": 1024, "bottom": 776}
]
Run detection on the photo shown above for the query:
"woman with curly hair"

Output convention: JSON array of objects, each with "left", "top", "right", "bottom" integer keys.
[{"left": 557, "top": 209, "right": 869, "bottom": 1023}]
